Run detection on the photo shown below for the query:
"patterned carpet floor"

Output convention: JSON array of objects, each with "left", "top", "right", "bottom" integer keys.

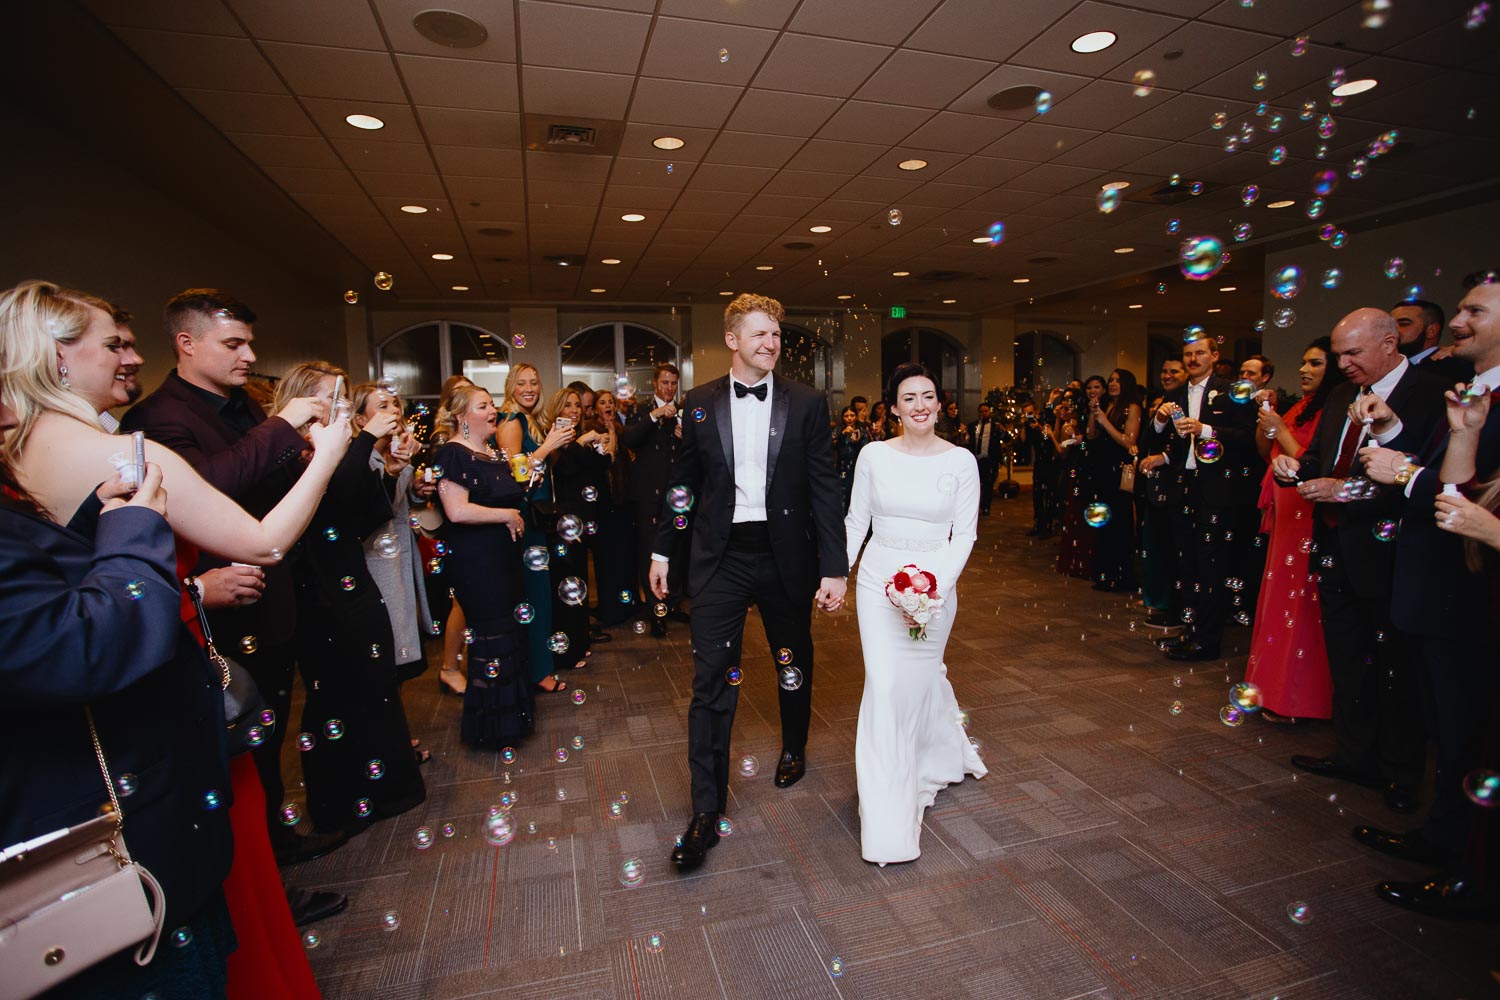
[{"left": 282, "top": 498, "right": 1497, "bottom": 999}]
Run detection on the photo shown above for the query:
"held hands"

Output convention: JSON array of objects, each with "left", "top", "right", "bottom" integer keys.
[
  {"left": 1296, "top": 477, "right": 1346, "bottom": 503},
  {"left": 101, "top": 462, "right": 167, "bottom": 518},
  {"left": 198, "top": 565, "right": 266, "bottom": 609},
  {"left": 1270, "top": 454, "right": 1301, "bottom": 481},
  {"left": 276, "top": 395, "right": 329, "bottom": 430},
  {"left": 815, "top": 577, "right": 846, "bottom": 613},
  {"left": 1357, "top": 445, "right": 1406, "bottom": 485},
  {"left": 1435, "top": 491, "right": 1500, "bottom": 547}
]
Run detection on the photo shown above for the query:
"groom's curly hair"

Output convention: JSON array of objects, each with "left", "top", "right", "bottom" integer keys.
[
  {"left": 885, "top": 361, "right": 943, "bottom": 409},
  {"left": 724, "top": 293, "right": 784, "bottom": 332}
]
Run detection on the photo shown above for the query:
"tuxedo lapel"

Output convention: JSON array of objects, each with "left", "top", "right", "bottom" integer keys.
[
  {"left": 711, "top": 376, "right": 734, "bottom": 474},
  {"left": 765, "top": 378, "right": 790, "bottom": 492}
]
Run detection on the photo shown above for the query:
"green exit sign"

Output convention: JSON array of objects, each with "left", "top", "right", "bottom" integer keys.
[{"left": 890, "top": 306, "right": 906, "bottom": 318}]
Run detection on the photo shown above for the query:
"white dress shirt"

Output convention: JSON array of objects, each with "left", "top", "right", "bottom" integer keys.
[
  {"left": 1151, "top": 374, "right": 1213, "bottom": 470},
  {"left": 730, "top": 372, "right": 773, "bottom": 523},
  {"left": 1331, "top": 358, "right": 1410, "bottom": 470},
  {"left": 975, "top": 419, "right": 991, "bottom": 457}
]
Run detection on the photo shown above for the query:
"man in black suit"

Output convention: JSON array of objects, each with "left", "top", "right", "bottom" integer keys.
[
  {"left": 1353, "top": 279, "right": 1500, "bottom": 917},
  {"left": 1138, "top": 359, "right": 1187, "bottom": 628},
  {"left": 1270, "top": 308, "right": 1446, "bottom": 813},
  {"left": 649, "top": 293, "right": 847, "bottom": 872},
  {"left": 621, "top": 361, "right": 684, "bottom": 637},
  {"left": 122, "top": 289, "right": 348, "bottom": 876},
  {"left": 970, "top": 402, "right": 1002, "bottom": 515},
  {"left": 1393, "top": 298, "right": 1474, "bottom": 383},
  {"left": 1142, "top": 331, "right": 1259, "bottom": 660}
]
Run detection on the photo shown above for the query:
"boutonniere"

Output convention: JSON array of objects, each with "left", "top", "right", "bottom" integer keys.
[{"left": 1207, "top": 390, "right": 1220, "bottom": 404}]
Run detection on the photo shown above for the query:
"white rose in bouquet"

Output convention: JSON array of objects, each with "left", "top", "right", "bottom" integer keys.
[
  {"left": 900, "top": 592, "right": 921, "bottom": 612},
  {"left": 912, "top": 610, "right": 932, "bottom": 625}
]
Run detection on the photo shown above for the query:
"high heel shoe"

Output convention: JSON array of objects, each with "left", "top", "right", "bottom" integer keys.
[{"left": 438, "top": 667, "right": 466, "bottom": 696}]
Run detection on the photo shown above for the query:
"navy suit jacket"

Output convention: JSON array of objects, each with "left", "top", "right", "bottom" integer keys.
[
  {"left": 1141, "top": 376, "right": 1261, "bottom": 507},
  {"left": 0, "top": 502, "right": 232, "bottom": 931}
]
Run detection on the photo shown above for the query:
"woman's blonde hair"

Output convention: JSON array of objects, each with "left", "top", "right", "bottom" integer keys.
[
  {"left": 0, "top": 279, "right": 114, "bottom": 454},
  {"left": 434, "top": 383, "right": 493, "bottom": 442},
  {"left": 272, "top": 361, "right": 346, "bottom": 428},
  {"left": 498, "top": 362, "right": 547, "bottom": 441},
  {"left": 544, "top": 386, "right": 581, "bottom": 430},
  {"left": 351, "top": 380, "right": 402, "bottom": 439}
]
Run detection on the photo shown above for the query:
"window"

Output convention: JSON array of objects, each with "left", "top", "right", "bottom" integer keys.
[
  {"left": 375, "top": 320, "right": 509, "bottom": 402},
  {"left": 561, "top": 322, "right": 678, "bottom": 398},
  {"left": 883, "top": 327, "right": 964, "bottom": 403},
  {"left": 1012, "top": 331, "right": 1078, "bottom": 392},
  {"left": 779, "top": 323, "right": 832, "bottom": 392}
]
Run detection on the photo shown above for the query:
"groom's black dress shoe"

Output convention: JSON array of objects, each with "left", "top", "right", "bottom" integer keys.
[
  {"left": 1164, "top": 640, "right": 1220, "bottom": 661},
  {"left": 670, "top": 812, "right": 721, "bottom": 872},
  {"left": 1291, "top": 755, "right": 1383, "bottom": 787},
  {"left": 1375, "top": 875, "right": 1497, "bottom": 920},
  {"left": 773, "top": 750, "right": 805, "bottom": 788},
  {"left": 1352, "top": 825, "right": 1448, "bottom": 866}
]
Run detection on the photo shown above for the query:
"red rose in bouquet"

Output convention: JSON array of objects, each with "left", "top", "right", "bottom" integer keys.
[{"left": 884, "top": 563, "right": 944, "bottom": 640}]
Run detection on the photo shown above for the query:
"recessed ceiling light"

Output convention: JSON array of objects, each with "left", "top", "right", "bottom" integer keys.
[
  {"left": 809, "top": 225, "right": 832, "bottom": 233},
  {"left": 1070, "top": 30, "right": 1117, "bottom": 54},
  {"left": 837, "top": 294, "right": 853, "bottom": 300},
  {"left": 621, "top": 213, "right": 646, "bottom": 223},
  {"left": 431, "top": 253, "right": 454, "bottom": 260},
  {"left": 942, "top": 298, "right": 957, "bottom": 304},
  {"left": 1219, "top": 286, "right": 1238, "bottom": 292},
  {"left": 1013, "top": 277, "right": 1030, "bottom": 284},
  {"left": 898, "top": 158, "right": 928, "bottom": 171},
  {"left": 590, "top": 287, "right": 606, "bottom": 293},
  {"left": 451, "top": 285, "right": 469, "bottom": 291},
  {"left": 652, "top": 136, "right": 685, "bottom": 150},
  {"left": 1207, "top": 307, "right": 1222, "bottom": 313},
  {"left": 971, "top": 236, "right": 992, "bottom": 244},
  {"left": 719, "top": 291, "right": 733, "bottom": 296},
  {"left": 892, "top": 270, "right": 910, "bottom": 277},
  {"left": 1267, "top": 200, "right": 1295, "bottom": 209},
  {"left": 345, "top": 113, "right": 385, "bottom": 130},
  {"left": 558, "top": 260, "right": 569, "bottom": 266},
  {"left": 1101, "top": 180, "right": 1131, "bottom": 191},
  {"left": 400, "top": 204, "right": 428, "bottom": 214},
  {"left": 1114, "top": 246, "right": 1135, "bottom": 254},
  {"left": 1331, "top": 78, "right": 1377, "bottom": 97},
  {"left": 755, "top": 265, "right": 774, "bottom": 271},
  {"left": 601, "top": 258, "right": 621, "bottom": 265},
  {"left": 1128, "top": 303, "right": 1143, "bottom": 309}
]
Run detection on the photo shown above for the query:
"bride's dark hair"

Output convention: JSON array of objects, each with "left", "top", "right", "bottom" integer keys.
[{"left": 885, "top": 361, "right": 943, "bottom": 410}]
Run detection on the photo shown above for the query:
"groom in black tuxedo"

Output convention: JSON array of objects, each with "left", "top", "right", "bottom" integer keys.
[{"left": 649, "top": 293, "right": 848, "bottom": 872}]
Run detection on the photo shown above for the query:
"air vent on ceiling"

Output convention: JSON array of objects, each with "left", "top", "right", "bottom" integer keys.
[
  {"left": 477, "top": 227, "right": 513, "bottom": 238},
  {"left": 987, "top": 85, "right": 1046, "bottom": 112},
  {"left": 523, "top": 114, "right": 625, "bottom": 156},
  {"left": 1130, "top": 181, "right": 1216, "bottom": 205},
  {"left": 782, "top": 241, "right": 815, "bottom": 250}
]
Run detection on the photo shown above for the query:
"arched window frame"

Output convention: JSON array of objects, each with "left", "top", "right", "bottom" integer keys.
[
  {"left": 560, "top": 321, "right": 679, "bottom": 395},
  {"left": 374, "top": 319, "right": 509, "bottom": 402}
]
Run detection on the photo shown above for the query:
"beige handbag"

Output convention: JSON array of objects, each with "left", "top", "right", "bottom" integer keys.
[
  {"left": 1119, "top": 457, "right": 1137, "bottom": 494},
  {"left": 0, "top": 708, "right": 166, "bottom": 999}
]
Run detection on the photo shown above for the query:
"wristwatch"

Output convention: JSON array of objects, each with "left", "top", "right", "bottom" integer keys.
[{"left": 1393, "top": 456, "right": 1420, "bottom": 486}]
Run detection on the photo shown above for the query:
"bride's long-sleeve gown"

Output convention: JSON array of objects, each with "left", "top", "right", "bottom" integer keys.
[{"left": 845, "top": 441, "right": 987, "bottom": 864}]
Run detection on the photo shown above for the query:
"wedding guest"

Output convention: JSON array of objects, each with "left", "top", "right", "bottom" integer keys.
[
  {"left": 1086, "top": 369, "right": 1141, "bottom": 591},
  {"left": 1243, "top": 337, "right": 1343, "bottom": 723},
  {"left": 1022, "top": 402, "right": 1056, "bottom": 537},
  {"left": 850, "top": 395, "right": 869, "bottom": 427},
  {"left": 1137, "top": 359, "right": 1186, "bottom": 626},
  {"left": 835, "top": 405, "right": 867, "bottom": 512},
  {"left": 590, "top": 389, "right": 638, "bottom": 627},
  {"left": 497, "top": 362, "right": 576, "bottom": 692},
  {"left": 868, "top": 399, "right": 890, "bottom": 442},
  {"left": 1053, "top": 406, "right": 1094, "bottom": 579},
  {"left": 431, "top": 374, "right": 476, "bottom": 696},
  {"left": 545, "top": 384, "right": 605, "bottom": 670},
  {"left": 937, "top": 399, "right": 968, "bottom": 446},
  {"left": 566, "top": 379, "right": 597, "bottom": 422},
  {"left": 621, "top": 362, "right": 684, "bottom": 637},
  {"left": 433, "top": 383, "right": 535, "bottom": 747},
  {"left": 1393, "top": 297, "right": 1472, "bottom": 382},
  {"left": 970, "top": 402, "right": 1002, "bottom": 516},
  {"left": 279, "top": 363, "right": 425, "bottom": 832}
]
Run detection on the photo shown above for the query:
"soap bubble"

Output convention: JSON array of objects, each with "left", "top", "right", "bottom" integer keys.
[
  {"left": 645, "top": 931, "right": 666, "bottom": 954},
  {"left": 1083, "top": 502, "right": 1112, "bottom": 527},
  {"left": 414, "top": 826, "right": 434, "bottom": 849},
  {"left": 1287, "top": 901, "right": 1312, "bottom": 925},
  {"left": 1348, "top": 156, "right": 1368, "bottom": 180},
  {"left": 738, "top": 755, "right": 760, "bottom": 777},
  {"left": 501, "top": 746, "right": 517, "bottom": 764},
  {"left": 483, "top": 811, "right": 515, "bottom": 846},
  {"left": 778, "top": 666, "right": 804, "bottom": 690},
  {"left": 1170, "top": 700, "right": 1184, "bottom": 716},
  {"left": 1195, "top": 439, "right": 1224, "bottom": 464},
  {"left": 557, "top": 514, "right": 584, "bottom": 542},
  {"left": 717, "top": 47, "right": 729, "bottom": 63},
  {"left": 1311, "top": 169, "right": 1338, "bottom": 197},
  {"left": 296, "top": 731, "right": 316, "bottom": 752},
  {"left": 462, "top": 628, "right": 474, "bottom": 645},
  {"left": 1271, "top": 265, "right": 1305, "bottom": 300},
  {"left": 776, "top": 647, "right": 794, "bottom": 665},
  {"left": 514, "top": 603, "right": 535, "bottom": 624},
  {"left": 1252, "top": 69, "right": 1267, "bottom": 90},
  {"left": 1463, "top": 769, "right": 1499, "bottom": 806},
  {"left": 1033, "top": 90, "right": 1052, "bottom": 114},
  {"left": 1096, "top": 187, "right": 1121, "bottom": 214},
  {"left": 324, "top": 718, "right": 345, "bottom": 740},
  {"left": 1210, "top": 111, "right": 1228, "bottom": 130},
  {"left": 1467, "top": 2, "right": 1490, "bottom": 28},
  {"left": 1273, "top": 307, "right": 1297, "bottom": 329},
  {"left": 374, "top": 271, "right": 394, "bottom": 291},
  {"left": 1371, "top": 519, "right": 1398, "bottom": 542},
  {"left": 1189, "top": 181, "right": 1203, "bottom": 196},
  {"left": 374, "top": 532, "right": 400, "bottom": 559},
  {"left": 1131, "top": 68, "right": 1156, "bottom": 96},
  {"left": 554, "top": 746, "right": 569, "bottom": 764},
  {"left": 571, "top": 689, "right": 587, "bottom": 706},
  {"left": 620, "top": 858, "right": 646, "bottom": 887},
  {"left": 1383, "top": 257, "right": 1405, "bottom": 279},
  {"left": 1329, "top": 230, "right": 1348, "bottom": 249},
  {"left": 1292, "top": 34, "right": 1310, "bottom": 55},
  {"left": 366, "top": 759, "right": 385, "bottom": 780},
  {"left": 426, "top": 558, "right": 443, "bottom": 574},
  {"left": 354, "top": 797, "right": 372, "bottom": 818},
  {"left": 726, "top": 665, "right": 743, "bottom": 686},
  {"left": 673, "top": 514, "right": 688, "bottom": 530},
  {"left": 1229, "top": 682, "right": 1263, "bottom": 712},
  {"left": 381, "top": 910, "right": 401, "bottom": 932},
  {"left": 830, "top": 956, "right": 845, "bottom": 978},
  {"left": 512, "top": 334, "right": 527, "bottom": 348},
  {"left": 666, "top": 485, "right": 695, "bottom": 512},
  {"left": 653, "top": 602, "right": 669, "bottom": 618},
  {"left": 1267, "top": 113, "right": 1284, "bottom": 132},
  {"left": 240, "top": 634, "right": 259, "bottom": 655},
  {"left": 440, "top": 821, "right": 457, "bottom": 838},
  {"left": 548, "top": 631, "right": 570, "bottom": 654},
  {"left": 1165, "top": 218, "right": 1180, "bottom": 235},
  {"left": 582, "top": 485, "right": 599, "bottom": 503},
  {"left": 1228, "top": 380, "right": 1256, "bottom": 404},
  {"left": 1233, "top": 223, "right": 1253, "bottom": 242},
  {"left": 1179, "top": 236, "right": 1226, "bottom": 281},
  {"left": 716, "top": 817, "right": 733, "bottom": 836},
  {"left": 1306, "top": 198, "right": 1326, "bottom": 220},
  {"left": 339, "top": 575, "right": 356, "bottom": 591},
  {"left": 633, "top": 620, "right": 646, "bottom": 633},
  {"left": 1219, "top": 705, "right": 1245, "bottom": 727},
  {"left": 125, "top": 580, "right": 145, "bottom": 600},
  {"left": 887, "top": 208, "right": 903, "bottom": 226},
  {"left": 344, "top": 290, "right": 360, "bottom": 305},
  {"left": 1317, "top": 115, "right": 1336, "bottom": 139},
  {"left": 1321, "top": 268, "right": 1343, "bottom": 289},
  {"left": 987, "top": 220, "right": 1006, "bottom": 245},
  {"left": 1268, "top": 145, "right": 1286, "bottom": 165},
  {"left": 558, "top": 576, "right": 587, "bottom": 606},
  {"left": 302, "top": 930, "right": 321, "bottom": 949},
  {"left": 280, "top": 802, "right": 302, "bottom": 826},
  {"left": 1240, "top": 184, "right": 1259, "bottom": 206}
]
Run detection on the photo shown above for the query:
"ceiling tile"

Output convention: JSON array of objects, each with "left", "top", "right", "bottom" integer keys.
[
  {"left": 260, "top": 41, "right": 406, "bottom": 102},
  {"left": 1051, "top": 132, "right": 1172, "bottom": 170},
  {"left": 907, "top": 0, "right": 1063, "bottom": 62},
  {"left": 292, "top": 191, "right": 382, "bottom": 218},
  {"left": 261, "top": 165, "right": 364, "bottom": 197},
  {"left": 854, "top": 49, "right": 997, "bottom": 110},
  {"left": 948, "top": 64, "right": 1093, "bottom": 120},
  {"left": 1007, "top": 163, "right": 1106, "bottom": 195},
  {"left": 816, "top": 102, "right": 933, "bottom": 145},
  {"left": 112, "top": 28, "right": 285, "bottom": 93},
  {"left": 981, "top": 122, "right": 1100, "bottom": 161},
  {"left": 657, "top": 0, "right": 799, "bottom": 29},
  {"left": 519, "top": 1, "right": 651, "bottom": 75},
  {"left": 84, "top": 0, "right": 244, "bottom": 34},
  {"left": 233, "top": 0, "right": 388, "bottom": 48},
  {"left": 664, "top": 210, "right": 736, "bottom": 230},
  {"left": 1192, "top": 40, "right": 1352, "bottom": 103},
  {"left": 704, "top": 131, "right": 805, "bottom": 169},
  {"left": 673, "top": 189, "right": 751, "bottom": 213},
  {"left": 431, "top": 144, "right": 522, "bottom": 176},
  {"left": 302, "top": 97, "right": 426, "bottom": 141},
  {"left": 611, "top": 156, "right": 694, "bottom": 186},
  {"left": 753, "top": 34, "right": 892, "bottom": 99},
  {"left": 525, "top": 151, "right": 613, "bottom": 182},
  {"left": 901, "top": 112, "right": 1020, "bottom": 154},
  {"left": 529, "top": 203, "right": 595, "bottom": 225},
  {"left": 357, "top": 171, "right": 446, "bottom": 198},
  {"left": 619, "top": 123, "right": 720, "bottom": 160},
  {"left": 836, "top": 175, "right": 921, "bottom": 202},
  {"left": 865, "top": 148, "right": 968, "bottom": 179},
  {"left": 179, "top": 88, "right": 319, "bottom": 134},
  {"left": 374, "top": 0, "right": 518, "bottom": 62},
  {"left": 445, "top": 175, "right": 526, "bottom": 210},
  {"left": 787, "top": 0, "right": 943, "bottom": 46},
  {"left": 761, "top": 170, "right": 849, "bottom": 198},
  {"left": 416, "top": 107, "right": 522, "bottom": 147},
  {"left": 629, "top": 78, "right": 741, "bottom": 128},
  {"left": 640, "top": 18, "right": 777, "bottom": 86},
  {"left": 227, "top": 132, "right": 341, "bottom": 168},
  {"left": 1105, "top": 22, "right": 1278, "bottom": 94},
  {"left": 1199, "top": 0, "right": 1371, "bottom": 37},
  {"left": 528, "top": 179, "right": 604, "bottom": 205},
  {"left": 725, "top": 90, "right": 841, "bottom": 138},
  {"left": 522, "top": 65, "right": 633, "bottom": 118},
  {"left": 399, "top": 55, "right": 519, "bottom": 111},
  {"left": 334, "top": 138, "right": 437, "bottom": 173},
  {"left": 1007, "top": 2, "right": 1185, "bottom": 76},
  {"left": 932, "top": 155, "right": 1033, "bottom": 186},
  {"left": 784, "top": 139, "right": 887, "bottom": 173},
  {"left": 1040, "top": 79, "right": 1176, "bottom": 133},
  {"left": 686, "top": 163, "right": 777, "bottom": 193},
  {"left": 602, "top": 186, "right": 679, "bottom": 209},
  {"left": 1116, "top": 92, "right": 1255, "bottom": 142},
  {"left": 904, "top": 182, "right": 989, "bottom": 208}
]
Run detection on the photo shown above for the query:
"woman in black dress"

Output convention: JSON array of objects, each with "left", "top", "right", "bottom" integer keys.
[
  {"left": 590, "top": 389, "right": 637, "bottom": 627},
  {"left": 280, "top": 363, "right": 426, "bottom": 832},
  {"left": 1086, "top": 368, "right": 1143, "bottom": 591},
  {"left": 835, "top": 405, "right": 867, "bottom": 512},
  {"left": 544, "top": 386, "right": 608, "bottom": 669},
  {"left": 433, "top": 383, "right": 535, "bottom": 748}
]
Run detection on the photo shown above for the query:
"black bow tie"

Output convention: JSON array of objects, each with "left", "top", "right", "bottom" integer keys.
[{"left": 734, "top": 381, "right": 767, "bottom": 401}]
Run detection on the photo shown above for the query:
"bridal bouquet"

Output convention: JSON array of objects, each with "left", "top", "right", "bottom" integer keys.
[{"left": 885, "top": 564, "right": 945, "bottom": 641}]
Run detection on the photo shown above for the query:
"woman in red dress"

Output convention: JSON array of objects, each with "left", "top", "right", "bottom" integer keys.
[{"left": 1243, "top": 337, "right": 1345, "bottom": 722}]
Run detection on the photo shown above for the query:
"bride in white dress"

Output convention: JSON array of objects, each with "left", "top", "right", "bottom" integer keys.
[{"left": 845, "top": 363, "right": 987, "bottom": 865}]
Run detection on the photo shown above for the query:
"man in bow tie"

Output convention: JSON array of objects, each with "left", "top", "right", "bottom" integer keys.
[{"left": 649, "top": 293, "right": 847, "bottom": 873}]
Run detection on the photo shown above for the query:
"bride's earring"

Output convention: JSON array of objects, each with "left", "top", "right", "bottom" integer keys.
[{"left": 58, "top": 364, "right": 70, "bottom": 388}]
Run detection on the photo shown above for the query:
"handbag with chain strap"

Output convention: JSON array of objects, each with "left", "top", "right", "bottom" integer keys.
[
  {"left": 0, "top": 707, "right": 166, "bottom": 998},
  {"left": 186, "top": 578, "right": 269, "bottom": 755}
]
